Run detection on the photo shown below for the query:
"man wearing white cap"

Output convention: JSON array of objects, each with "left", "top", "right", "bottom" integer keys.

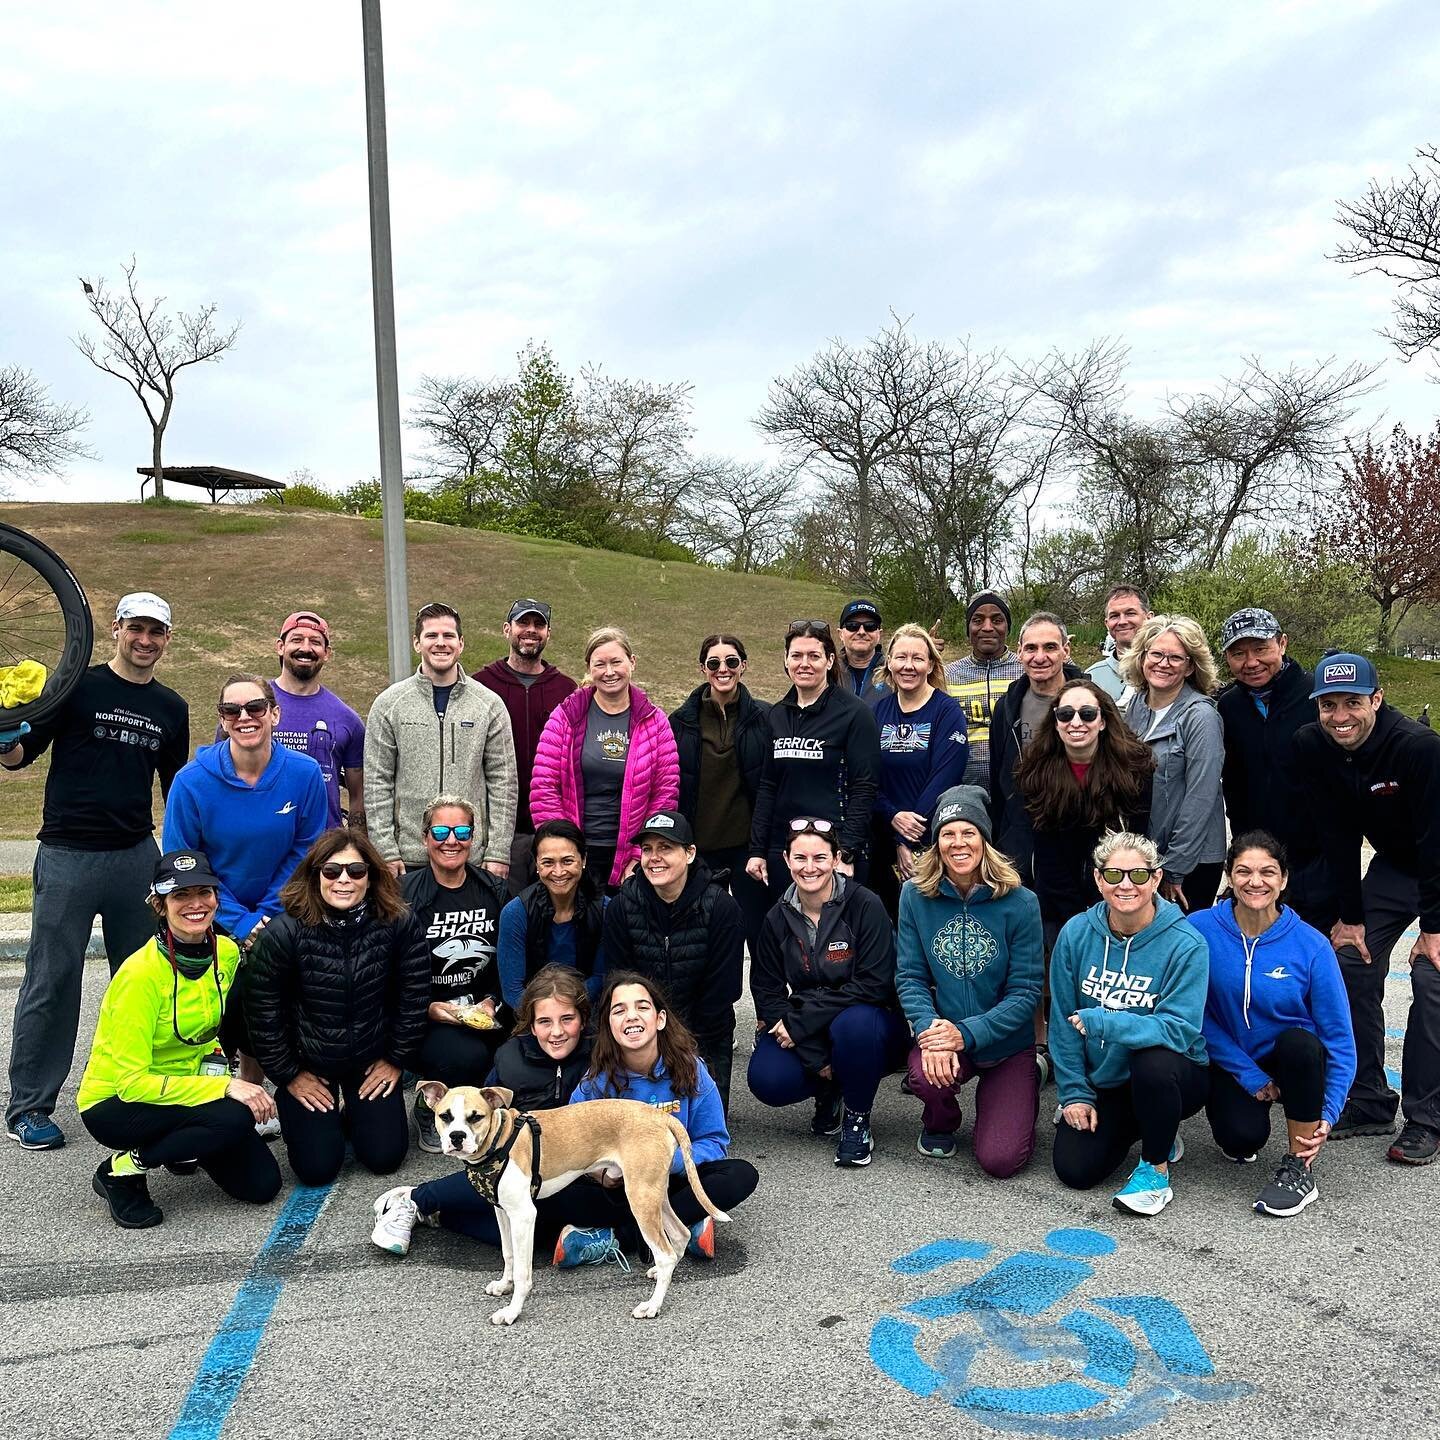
[{"left": 1, "top": 592, "right": 190, "bottom": 1152}]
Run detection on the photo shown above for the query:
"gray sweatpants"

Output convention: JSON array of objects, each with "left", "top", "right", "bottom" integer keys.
[
  {"left": 6, "top": 836, "right": 159, "bottom": 1125},
  {"left": 1336, "top": 854, "right": 1440, "bottom": 1131}
]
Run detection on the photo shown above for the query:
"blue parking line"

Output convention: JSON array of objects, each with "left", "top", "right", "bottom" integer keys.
[{"left": 167, "top": 1183, "right": 335, "bottom": 1440}]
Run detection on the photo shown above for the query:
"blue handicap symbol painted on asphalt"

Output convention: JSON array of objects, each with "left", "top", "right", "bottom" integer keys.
[{"left": 869, "top": 1227, "right": 1253, "bottom": 1437}]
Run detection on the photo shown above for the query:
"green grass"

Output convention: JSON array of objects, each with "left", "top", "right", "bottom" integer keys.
[
  {"left": 197, "top": 516, "right": 277, "bottom": 536},
  {"left": 0, "top": 876, "right": 32, "bottom": 913},
  {"left": 115, "top": 530, "right": 178, "bottom": 545}
]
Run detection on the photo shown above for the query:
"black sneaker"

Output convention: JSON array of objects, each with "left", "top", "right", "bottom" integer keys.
[
  {"left": 1254, "top": 1153, "right": 1318, "bottom": 1216},
  {"left": 1388, "top": 1122, "right": 1440, "bottom": 1166},
  {"left": 1035, "top": 1045, "right": 1053, "bottom": 1088},
  {"left": 810, "top": 1085, "right": 842, "bottom": 1138},
  {"left": 1330, "top": 1105, "right": 1397, "bottom": 1140},
  {"left": 92, "top": 1160, "right": 163, "bottom": 1229},
  {"left": 414, "top": 1090, "right": 442, "bottom": 1154},
  {"left": 163, "top": 1159, "right": 200, "bottom": 1176},
  {"left": 835, "top": 1107, "right": 874, "bottom": 1167}
]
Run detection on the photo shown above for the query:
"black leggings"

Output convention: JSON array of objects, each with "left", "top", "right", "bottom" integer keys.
[
  {"left": 1180, "top": 864, "right": 1224, "bottom": 915},
  {"left": 81, "top": 1096, "right": 282, "bottom": 1204},
  {"left": 274, "top": 1066, "right": 409, "bottom": 1186},
  {"left": 1052, "top": 1047, "right": 1208, "bottom": 1187},
  {"left": 417, "top": 1023, "right": 504, "bottom": 1088},
  {"left": 1206, "top": 1027, "right": 1327, "bottom": 1160},
  {"left": 549, "top": 1158, "right": 759, "bottom": 1250}
]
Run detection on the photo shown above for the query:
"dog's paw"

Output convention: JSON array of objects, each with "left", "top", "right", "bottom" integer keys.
[
  {"left": 485, "top": 1278, "right": 514, "bottom": 1297},
  {"left": 646, "top": 1265, "right": 658, "bottom": 1281},
  {"left": 631, "top": 1299, "right": 663, "bottom": 1320},
  {"left": 490, "top": 1306, "right": 520, "bottom": 1326}
]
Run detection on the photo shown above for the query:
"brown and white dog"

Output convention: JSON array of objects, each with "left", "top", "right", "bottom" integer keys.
[{"left": 418, "top": 1081, "right": 729, "bottom": 1324}]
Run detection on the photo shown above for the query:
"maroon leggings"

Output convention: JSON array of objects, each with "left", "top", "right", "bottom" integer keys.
[{"left": 905, "top": 1043, "right": 1039, "bottom": 1178}]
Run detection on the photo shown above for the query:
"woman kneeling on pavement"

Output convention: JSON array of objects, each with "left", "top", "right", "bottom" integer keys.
[
  {"left": 1049, "top": 831, "right": 1209, "bottom": 1216},
  {"left": 370, "top": 964, "right": 594, "bottom": 1255},
  {"left": 80, "top": 850, "right": 282, "bottom": 1229},
  {"left": 1189, "top": 831, "right": 1356, "bottom": 1218},
  {"left": 245, "top": 829, "right": 430, "bottom": 1185},
  {"left": 747, "top": 817, "right": 909, "bottom": 1168},
  {"left": 896, "top": 786, "right": 1042, "bottom": 1176}
]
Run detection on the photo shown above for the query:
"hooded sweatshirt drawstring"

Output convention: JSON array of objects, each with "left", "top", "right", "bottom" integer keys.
[{"left": 1240, "top": 930, "right": 1261, "bottom": 1030}]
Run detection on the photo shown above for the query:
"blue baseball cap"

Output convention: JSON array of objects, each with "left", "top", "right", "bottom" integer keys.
[{"left": 1309, "top": 652, "right": 1380, "bottom": 699}]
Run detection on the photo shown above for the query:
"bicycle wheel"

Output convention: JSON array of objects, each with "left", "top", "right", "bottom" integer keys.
[{"left": 0, "top": 521, "right": 94, "bottom": 732}]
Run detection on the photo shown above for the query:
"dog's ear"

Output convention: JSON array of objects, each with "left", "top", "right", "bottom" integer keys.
[
  {"left": 480, "top": 1085, "right": 515, "bottom": 1112},
  {"left": 416, "top": 1079, "right": 449, "bottom": 1112}
]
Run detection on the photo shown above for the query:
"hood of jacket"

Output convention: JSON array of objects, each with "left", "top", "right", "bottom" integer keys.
[
  {"left": 632, "top": 855, "right": 720, "bottom": 923},
  {"left": 672, "top": 681, "right": 765, "bottom": 731},
  {"left": 193, "top": 738, "right": 299, "bottom": 794},
  {"left": 1131, "top": 681, "right": 1215, "bottom": 739},
  {"left": 557, "top": 681, "right": 659, "bottom": 730}
]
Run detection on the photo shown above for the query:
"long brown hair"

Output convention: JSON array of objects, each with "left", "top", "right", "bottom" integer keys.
[
  {"left": 1014, "top": 678, "right": 1154, "bottom": 830},
  {"left": 279, "top": 828, "right": 407, "bottom": 926},
  {"left": 512, "top": 964, "right": 592, "bottom": 1038},
  {"left": 586, "top": 971, "right": 700, "bottom": 1098}
]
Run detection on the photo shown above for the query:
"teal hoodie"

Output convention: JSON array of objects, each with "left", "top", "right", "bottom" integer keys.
[
  {"left": 1048, "top": 897, "right": 1208, "bottom": 1106},
  {"left": 895, "top": 877, "right": 1042, "bottom": 1063}
]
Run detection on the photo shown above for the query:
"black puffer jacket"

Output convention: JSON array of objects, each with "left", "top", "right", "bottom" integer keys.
[
  {"left": 670, "top": 682, "right": 772, "bottom": 820},
  {"left": 519, "top": 872, "right": 606, "bottom": 987},
  {"left": 245, "top": 905, "right": 431, "bottom": 1085},
  {"left": 601, "top": 859, "right": 744, "bottom": 1045},
  {"left": 487, "top": 1032, "right": 593, "bottom": 1111}
]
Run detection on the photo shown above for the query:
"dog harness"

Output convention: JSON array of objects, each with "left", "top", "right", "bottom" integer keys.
[{"left": 465, "top": 1111, "right": 544, "bottom": 1205}]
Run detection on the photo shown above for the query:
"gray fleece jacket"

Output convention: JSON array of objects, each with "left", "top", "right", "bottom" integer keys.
[
  {"left": 1122, "top": 683, "right": 1226, "bottom": 880},
  {"left": 364, "top": 669, "right": 518, "bottom": 867}
]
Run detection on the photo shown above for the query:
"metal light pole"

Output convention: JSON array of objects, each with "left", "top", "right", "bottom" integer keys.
[{"left": 361, "top": 0, "right": 410, "bottom": 683}]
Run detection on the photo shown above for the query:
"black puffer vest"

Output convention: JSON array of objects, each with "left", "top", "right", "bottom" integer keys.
[
  {"left": 607, "top": 861, "right": 727, "bottom": 1016},
  {"left": 519, "top": 873, "right": 606, "bottom": 987}
]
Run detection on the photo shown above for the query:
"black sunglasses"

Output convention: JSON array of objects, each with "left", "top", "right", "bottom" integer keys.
[
  {"left": 842, "top": 620, "right": 879, "bottom": 633},
  {"left": 218, "top": 699, "right": 272, "bottom": 719},
  {"left": 1055, "top": 705, "right": 1100, "bottom": 723},
  {"left": 1099, "top": 866, "right": 1157, "bottom": 885},
  {"left": 320, "top": 861, "right": 370, "bottom": 880},
  {"left": 787, "top": 619, "right": 832, "bottom": 636},
  {"left": 704, "top": 655, "right": 742, "bottom": 671}
]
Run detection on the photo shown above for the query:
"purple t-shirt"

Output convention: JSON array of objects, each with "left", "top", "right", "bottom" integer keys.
[{"left": 215, "top": 685, "right": 364, "bottom": 827}]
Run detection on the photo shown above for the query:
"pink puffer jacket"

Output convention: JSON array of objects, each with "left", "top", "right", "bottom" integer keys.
[{"left": 530, "top": 684, "right": 680, "bottom": 887}]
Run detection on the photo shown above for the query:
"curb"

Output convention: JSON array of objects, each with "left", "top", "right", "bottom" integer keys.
[{"left": 0, "top": 926, "right": 104, "bottom": 964}]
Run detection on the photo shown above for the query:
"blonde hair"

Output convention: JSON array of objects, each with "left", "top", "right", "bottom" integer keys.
[
  {"left": 1092, "top": 829, "right": 1161, "bottom": 869},
  {"left": 584, "top": 626, "right": 635, "bottom": 667},
  {"left": 883, "top": 622, "right": 946, "bottom": 691},
  {"left": 912, "top": 830, "right": 1022, "bottom": 901},
  {"left": 1118, "top": 614, "right": 1219, "bottom": 696}
]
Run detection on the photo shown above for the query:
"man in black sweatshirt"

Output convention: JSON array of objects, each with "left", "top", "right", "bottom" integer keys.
[{"left": 1289, "top": 653, "right": 1440, "bottom": 1165}]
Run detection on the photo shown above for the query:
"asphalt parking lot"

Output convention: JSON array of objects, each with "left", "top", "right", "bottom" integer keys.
[{"left": 0, "top": 947, "right": 1434, "bottom": 1440}]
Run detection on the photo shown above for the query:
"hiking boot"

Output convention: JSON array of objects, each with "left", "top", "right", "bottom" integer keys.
[
  {"left": 552, "top": 1226, "right": 631, "bottom": 1271},
  {"left": 1388, "top": 1122, "right": 1440, "bottom": 1166},
  {"left": 810, "top": 1085, "right": 842, "bottom": 1138},
  {"left": 92, "top": 1159, "right": 163, "bottom": 1229},
  {"left": 686, "top": 1216, "right": 715, "bottom": 1260},
  {"left": 371, "top": 1186, "right": 420, "bottom": 1254},
  {"left": 1254, "top": 1153, "right": 1318, "bottom": 1216},
  {"left": 7, "top": 1110, "right": 64, "bottom": 1151},
  {"left": 915, "top": 1130, "right": 957, "bottom": 1159},
  {"left": 1330, "top": 1105, "right": 1396, "bottom": 1140},
  {"left": 1112, "top": 1159, "right": 1172, "bottom": 1217},
  {"left": 414, "top": 1091, "right": 442, "bottom": 1154},
  {"left": 835, "top": 1108, "right": 874, "bottom": 1167}
]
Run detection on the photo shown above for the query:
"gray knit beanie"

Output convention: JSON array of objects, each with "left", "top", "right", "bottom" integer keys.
[{"left": 930, "top": 784, "right": 993, "bottom": 844}]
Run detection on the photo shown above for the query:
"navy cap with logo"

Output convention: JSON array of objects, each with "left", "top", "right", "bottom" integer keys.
[
  {"left": 839, "top": 599, "right": 882, "bottom": 627},
  {"left": 1219, "top": 608, "right": 1282, "bottom": 653},
  {"left": 629, "top": 809, "right": 695, "bottom": 847},
  {"left": 507, "top": 598, "right": 552, "bottom": 625},
  {"left": 1309, "top": 652, "right": 1380, "bottom": 699},
  {"left": 151, "top": 849, "right": 224, "bottom": 897}
]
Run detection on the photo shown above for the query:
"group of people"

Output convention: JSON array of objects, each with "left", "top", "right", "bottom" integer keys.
[{"left": 1, "top": 577, "right": 1436, "bottom": 1260}]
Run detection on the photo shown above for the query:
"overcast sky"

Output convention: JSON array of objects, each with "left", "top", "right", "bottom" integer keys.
[{"left": 3, "top": 1, "right": 1437, "bottom": 507}]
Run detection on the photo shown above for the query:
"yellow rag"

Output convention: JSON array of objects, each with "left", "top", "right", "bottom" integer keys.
[{"left": 0, "top": 661, "right": 47, "bottom": 708}]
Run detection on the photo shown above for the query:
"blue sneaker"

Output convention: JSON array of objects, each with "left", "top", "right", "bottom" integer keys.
[
  {"left": 686, "top": 1216, "right": 715, "bottom": 1260},
  {"left": 1168, "top": 1133, "right": 1185, "bottom": 1164},
  {"left": 835, "top": 1107, "right": 874, "bottom": 1167},
  {"left": 552, "top": 1226, "right": 631, "bottom": 1271},
  {"left": 1112, "top": 1159, "right": 1173, "bottom": 1216},
  {"left": 7, "top": 1111, "right": 65, "bottom": 1150}
]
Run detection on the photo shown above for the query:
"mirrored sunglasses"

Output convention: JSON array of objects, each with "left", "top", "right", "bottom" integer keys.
[
  {"left": 1099, "top": 866, "right": 1156, "bottom": 885},
  {"left": 429, "top": 824, "right": 474, "bottom": 842}
]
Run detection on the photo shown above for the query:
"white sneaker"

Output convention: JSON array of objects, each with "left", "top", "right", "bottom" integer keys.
[
  {"left": 371, "top": 1186, "right": 419, "bottom": 1255},
  {"left": 254, "top": 1116, "right": 281, "bottom": 1142},
  {"left": 1112, "top": 1159, "right": 1173, "bottom": 1217},
  {"left": 1168, "top": 1133, "right": 1185, "bottom": 1164}
]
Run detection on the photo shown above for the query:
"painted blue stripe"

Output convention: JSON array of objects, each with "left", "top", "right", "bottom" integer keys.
[
  {"left": 1387, "top": 1027, "right": 1405, "bottom": 1039},
  {"left": 1386, "top": 1067, "right": 1402, "bottom": 1089},
  {"left": 167, "top": 1183, "right": 334, "bottom": 1440}
]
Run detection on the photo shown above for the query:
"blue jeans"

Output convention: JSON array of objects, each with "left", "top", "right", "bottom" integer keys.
[{"left": 747, "top": 1003, "right": 909, "bottom": 1114}]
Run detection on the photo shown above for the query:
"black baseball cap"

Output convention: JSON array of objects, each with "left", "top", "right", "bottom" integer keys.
[
  {"left": 629, "top": 810, "right": 695, "bottom": 847},
  {"left": 151, "top": 849, "right": 223, "bottom": 897},
  {"left": 507, "top": 598, "right": 551, "bottom": 624},
  {"left": 840, "top": 599, "right": 882, "bottom": 627}
]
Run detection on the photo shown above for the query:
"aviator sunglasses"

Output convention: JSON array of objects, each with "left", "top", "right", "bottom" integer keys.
[{"left": 704, "top": 655, "right": 743, "bottom": 671}]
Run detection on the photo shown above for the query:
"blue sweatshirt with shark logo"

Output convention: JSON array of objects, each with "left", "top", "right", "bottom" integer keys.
[
  {"left": 163, "top": 741, "right": 328, "bottom": 941},
  {"left": 1048, "top": 897, "right": 1208, "bottom": 1106},
  {"left": 1187, "top": 900, "right": 1356, "bottom": 1125}
]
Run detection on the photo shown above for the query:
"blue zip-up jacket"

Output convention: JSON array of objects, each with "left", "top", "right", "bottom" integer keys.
[
  {"left": 163, "top": 741, "right": 328, "bottom": 941},
  {"left": 570, "top": 1056, "right": 728, "bottom": 1175},
  {"left": 895, "top": 877, "right": 1042, "bottom": 1063},
  {"left": 1188, "top": 900, "right": 1356, "bottom": 1126},
  {"left": 1049, "top": 897, "right": 1208, "bottom": 1106}
]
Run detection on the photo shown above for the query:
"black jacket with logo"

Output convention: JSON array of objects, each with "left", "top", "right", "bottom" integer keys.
[
  {"left": 750, "top": 877, "right": 898, "bottom": 1073},
  {"left": 1289, "top": 703, "right": 1440, "bottom": 930}
]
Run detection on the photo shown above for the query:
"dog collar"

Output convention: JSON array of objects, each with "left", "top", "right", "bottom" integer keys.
[{"left": 465, "top": 1111, "right": 544, "bottom": 1205}]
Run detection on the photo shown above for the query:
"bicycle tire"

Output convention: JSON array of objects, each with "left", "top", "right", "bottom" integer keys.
[{"left": 0, "top": 520, "right": 94, "bottom": 732}]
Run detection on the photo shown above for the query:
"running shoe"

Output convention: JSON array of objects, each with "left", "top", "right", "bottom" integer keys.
[
  {"left": 7, "top": 1110, "right": 64, "bottom": 1150},
  {"left": 686, "top": 1216, "right": 715, "bottom": 1260},
  {"left": 1112, "top": 1159, "right": 1172, "bottom": 1217},
  {"left": 414, "top": 1090, "right": 442, "bottom": 1154},
  {"left": 915, "top": 1130, "right": 957, "bottom": 1159},
  {"left": 1254, "top": 1153, "right": 1318, "bottom": 1216},
  {"left": 835, "top": 1108, "right": 874, "bottom": 1167},
  {"left": 810, "top": 1085, "right": 842, "bottom": 1137},
  {"left": 1388, "top": 1122, "right": 1440, "bottom": 1166},
  {"left": 371, "top": 1186, "right": 420, "bottom": 1254},
  {"left": 552, "top": 1226, "right": 631, "bottom": 1271},
  {"left": 92, "top": 1159, "right": 163, "bottom": 1229}
]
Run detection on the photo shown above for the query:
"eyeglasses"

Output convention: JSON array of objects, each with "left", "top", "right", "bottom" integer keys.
[
  {"left": 787, "top": 619, "right": 832, "bottom": 636},
  {"left": 1055, "top": 705, "right": 1100, "bottom": 723},
  {"left": 1146, "top": 651, "right": 1190, "bottom": 669},
  {"left": 704, "top": 656, "right": 742, "bottom": 672},
  {"left": 218, "top": 699, "right": 272, "bottom": 719},
  {"left": 428, "top": 824, "right": 474, "bottom": 842},
  {"left": 842, "top": 621, "right": 879, "bottom": 633},
  {"left": 789, "top": 817, "right": 835, "bottom": 834},
  {"left": 320, "top": 861, "right": 370, "bottom": 880},
  {"left": 1099, "top": 866, "right": 1157, "bottom": 885}
]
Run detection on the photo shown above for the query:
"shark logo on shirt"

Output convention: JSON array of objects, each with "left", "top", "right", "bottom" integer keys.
[
  {"left": 1263, "top": 966, "right": 1291, "bottom": 981},
  {"left": 276, "top": 801, "right": 296, "bottom": 815}
]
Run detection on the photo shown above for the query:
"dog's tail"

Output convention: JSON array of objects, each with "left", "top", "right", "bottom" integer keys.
[{"left": 664, "top": 1115, "right": 731, "bottom": 1223}]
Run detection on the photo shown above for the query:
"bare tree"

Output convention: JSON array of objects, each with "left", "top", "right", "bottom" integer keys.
[
  {"left": 74, "top": 258, "right": 240, "bottom": 499},
  {"left": 1333, "top": 145, "right": 1440, "bottom": 367},
  {"left": 679, "top": 458, "right": 799, "bottom": 572},
  {"left": 408, "top": 373, "right": 513, "bottom": 500},
  {"left": 0, "top": 365, "right": 91, "bottom": 487},
  {"left": 577, "top": 368, "right": 694, "bottom": 516}
]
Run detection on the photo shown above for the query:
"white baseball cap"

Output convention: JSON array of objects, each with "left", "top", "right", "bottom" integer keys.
[{"left": 115, "top": 592, "right": 173, "bottom": 628}]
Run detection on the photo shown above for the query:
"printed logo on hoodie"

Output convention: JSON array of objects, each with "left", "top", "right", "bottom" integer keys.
[
  {"left": 1081, "top": 963, "right": 1155, "bottom": 1010},
  {"left": 931, "top": 913, "right": 998, "bottom": 978}
]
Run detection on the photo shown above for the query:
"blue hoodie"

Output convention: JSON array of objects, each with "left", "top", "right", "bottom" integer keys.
[
  {"left": 163, "top": 741, "right": 328, "bottom": 941},
  {"left": 1049, "top": 897, "right": 1208, "bottom": 1106},
  {"left": 1188, "top": 901, "right": 1356, "bottom": 1126},
  {"left": 895, "top": 877, "right": 1042, "bottom": 1062},
  {"left": 570, "top": 1056, "right": 729, "bottom": 1175}
]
